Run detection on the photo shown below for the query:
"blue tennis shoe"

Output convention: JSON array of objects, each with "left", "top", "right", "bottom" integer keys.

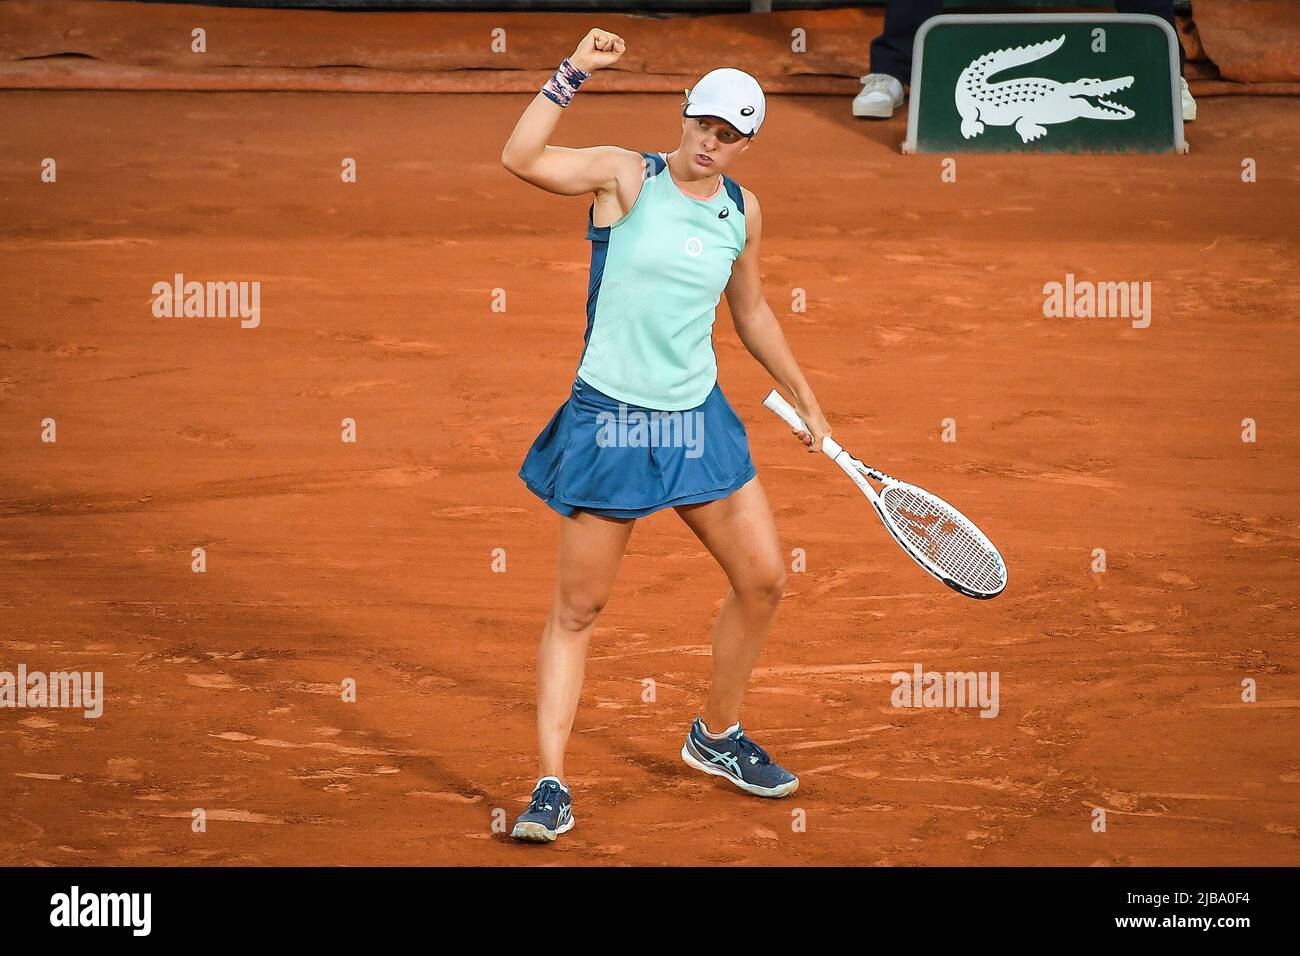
[
  {"left": 511, "top": 776, "right": 575, "bottom": 842},
  {"left": 681, "top": 717, "right": 799, "bottom": 798}
]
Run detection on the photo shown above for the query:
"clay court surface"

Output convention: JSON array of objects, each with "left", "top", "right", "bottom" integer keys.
[{"left": 2, "top": 74, "right": 1299, "bottom": 864}]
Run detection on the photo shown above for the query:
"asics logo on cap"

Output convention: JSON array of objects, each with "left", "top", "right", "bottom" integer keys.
[{"left": 740, "top": 106, "right": 755, "bottom": 116}]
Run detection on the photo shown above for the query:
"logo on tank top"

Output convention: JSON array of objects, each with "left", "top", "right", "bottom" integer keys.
[
  {"left": 684, "top": 237, "right": 704, "bottom": 257},
  {"left": 718, "top": 208, "right": 729, "bottom": 219}
]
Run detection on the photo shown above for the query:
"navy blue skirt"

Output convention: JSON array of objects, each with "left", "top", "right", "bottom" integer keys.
[{"left": 519, "top": 377, "right": 756, "bottom": 519}]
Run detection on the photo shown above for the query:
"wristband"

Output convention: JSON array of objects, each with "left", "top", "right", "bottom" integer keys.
[{"left": 541, "top": 57, "right": 592, "bottom": 108}]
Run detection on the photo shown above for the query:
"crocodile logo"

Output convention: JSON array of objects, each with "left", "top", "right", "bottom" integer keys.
[{"left": 956, "top": 34, "right": 1134, "bottom": 144}]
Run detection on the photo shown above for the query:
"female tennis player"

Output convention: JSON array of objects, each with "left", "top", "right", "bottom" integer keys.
[{"left": 500, "top": 28, "right": 831, "bottom": 842}]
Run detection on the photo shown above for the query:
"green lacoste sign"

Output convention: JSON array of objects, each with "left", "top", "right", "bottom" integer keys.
[{"left": 903, "top": 14, "right": 1187, "bottom": 154}]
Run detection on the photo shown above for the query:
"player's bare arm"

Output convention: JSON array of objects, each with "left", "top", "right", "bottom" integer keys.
[
  {"left": 500, "top": 29, "right": 645, "bottom": 218},
  {"left": 724, "top": 186, "right": 831, "bottom": 451}
]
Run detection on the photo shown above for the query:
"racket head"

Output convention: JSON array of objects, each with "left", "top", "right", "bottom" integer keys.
[{"left": 871, "top": 480, "right": 1007, "bottom": 599}]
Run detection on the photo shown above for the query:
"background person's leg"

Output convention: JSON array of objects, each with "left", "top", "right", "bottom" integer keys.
[
  {"left": 856, "top": 0, "right": 946, "bottom": 117},
  {"left": 869, "top": 0, "right": 947, "bottom": 84}
]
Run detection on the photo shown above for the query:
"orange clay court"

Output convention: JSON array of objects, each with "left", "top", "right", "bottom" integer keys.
[{"left": 0, "top": 1, "right": 1297, "bottom": 866}]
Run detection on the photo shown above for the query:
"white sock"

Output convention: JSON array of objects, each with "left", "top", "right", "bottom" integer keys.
[
  {"left": 699, "top": 719, "right": 740, "bottom": 740},
  {"left": 536, "top": 775, "right": 569, "bottom": 793}
]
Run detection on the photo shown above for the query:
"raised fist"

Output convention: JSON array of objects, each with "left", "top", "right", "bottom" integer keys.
[{"left": 570, "top": 28, "right": 626, "bottom": 74}]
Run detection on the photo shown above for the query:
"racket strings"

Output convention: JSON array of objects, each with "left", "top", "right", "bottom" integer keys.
[{"left": 881, "top": 486, "right": 1005, "bottom": 594}]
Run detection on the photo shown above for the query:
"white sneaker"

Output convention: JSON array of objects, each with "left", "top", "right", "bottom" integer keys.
[
  {"left": 853, "top": 73, "right": 905, "bottom": 119},
  {"left": 1180, "top": 77, "right": 1196, "bottom": 122}
]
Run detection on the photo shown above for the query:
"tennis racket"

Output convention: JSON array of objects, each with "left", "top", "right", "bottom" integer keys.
[{"left": 763, "top": 390, "right": 1007, "bottom": 599}]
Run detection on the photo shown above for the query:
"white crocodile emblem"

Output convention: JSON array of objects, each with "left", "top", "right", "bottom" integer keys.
[{"left": 956, "top": 34, "right": 1135, "bottom": 143}]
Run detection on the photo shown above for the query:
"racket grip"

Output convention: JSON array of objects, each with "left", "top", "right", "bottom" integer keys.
[
  {"left": 762, "top": 390, "right": 844, "bottom": 458},
  {"left": 762, "top": 389, "right": 806, "bottom": 432}
]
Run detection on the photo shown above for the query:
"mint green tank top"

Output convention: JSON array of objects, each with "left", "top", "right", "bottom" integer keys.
[{"left": 575, "top": 151, "right": 748, "bottom": 412}]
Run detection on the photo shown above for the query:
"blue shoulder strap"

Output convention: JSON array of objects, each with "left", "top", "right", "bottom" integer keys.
[
  {"left": 722, "top": 175, "right": 745, "bottom": 213},
  {"left": 643, "top": 151, "right": 667, "bottom": 176}
]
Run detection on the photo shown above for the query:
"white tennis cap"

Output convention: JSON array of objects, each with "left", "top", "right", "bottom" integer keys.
[{"left": 684, "top": 68, "right": 766, "bottom": 137}]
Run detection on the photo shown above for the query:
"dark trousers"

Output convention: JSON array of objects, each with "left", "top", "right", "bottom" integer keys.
[{"left": 869, "top": 0, "right": 1183, "bottom": 85}]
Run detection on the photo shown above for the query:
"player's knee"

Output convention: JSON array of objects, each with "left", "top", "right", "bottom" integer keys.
[
  {"left": 737, "top": 564, "right": 787, "bottom": 606},
  {"left": 554, "top": 592, "right": 607, "bottom": 632}
]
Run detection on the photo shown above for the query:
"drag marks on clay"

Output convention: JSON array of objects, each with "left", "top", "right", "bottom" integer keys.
[
  {"left": 1206, "top": 699, "right": 1300, "bottom": 709},
  {"left": 784, "top": 727, "right": 899, "bottom": 751},
  {"left": 2, "top": 550, "right": 140, "bottom": 565},
  {"left": 585, "top": 643, "right": 711, "bottom": 663},
  {"left": 754, "top": 662, "right": 910, "bottom": 683},
  {"left": 209, "top": 731, "right": 395, "bottom": 758},
  {"left": 445, "top": 415, "right": 533, "bottom": 461},
  {"left": 990, "top": 408, "right": 1095, "bottom": 430},
  {"left": 176, "top": 426, "right": 255, "bottom": 450},
  {"left": 746, "top": 685, "right": 820, "bottom": 697},
  {"left": 1191, "top": 509, "right": 1299, "bottom": 548},
  {"left": 295, "top": 379, "right": 401, "bottom": 399},
  {"left": 202, "top": 711, "right": 492, "bottom": 807},
  {"left": 1081, "top": 801, "right": 1239, "bottom": 828},
  {"left": 799, "top": 762, "right": 852, "bottom": 775},
  {"left": 17, "top": 716, "right": 60, "bottom": 730},
  {"left": 1223, "top": 647, "right": 1286, "bottom": 675},
  {"left": 883, "top": 774, "right": 1052, "bottom": 802},
  {"left": 404, "top": 790, "right": 483, "bottom": 803},
  {"left": 629, "top": 568, "right": 699, "bottom": 600},
  {"left": 806, "top": 564, "right": 893, "bottom": 601},
  {"left": 1016, "top": 708, "right": 1088, "bottom": 750},
  {"left": 763, "top": 464, "right": 823, "bottom": 481},
  {"left": 873, "top": 325, "right": 930, "bottom": 347},
  {"left": 358, "top": 654, "right": 465, "bottom": 693},
  {"left": 950, "top": 460, "right": 1120, "bottom": 491},
  {"left": 0, "top": 338, "right": 99, "bottom": 358},
  {"left": 151, "top": 808, "right": 289, "bottom": 825},
  {"left": 1108, "top": 621, "right": 1158, "bottom": 634},
  {"left": 579, "top": 842, "right": 629, "bottom": 858},
  {"left": 1135, "top": 791, "right": 1251, "bottom": 802},
  {"left": 89, "top": 366, "right": 193, "bottom": 385},
  {"left": 428, "top": 504, "right": 527, "bottom": 519},
  {"left": 186, "top": 673, "right": 239, "bottom": 690},
  {"left": 511, "top": 257, "right": 587, "bottom": 275},
  {"left": 615, "top": 748, "right": 694, "bottom": 781},
  {"left": 85, "top": 603, "right": 495, "bottom": 844},
  {"left": 0, "top": 465, "right": 441, "bottom": 517},
  {"left": 316, "top": 330, "right": 448, "bottom": 359},
  {"left": 288, "top": 765, "right": 402, "bottom": 795},
  {"left": 10, "top": 237, "right": 156, "bottom": 249}
]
